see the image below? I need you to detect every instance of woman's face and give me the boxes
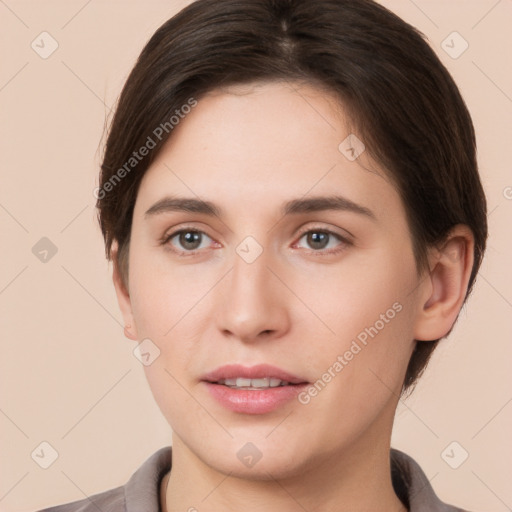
[121,81,430,478]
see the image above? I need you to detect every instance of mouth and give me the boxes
[214,377,296,390]
[202,363,309,387]
[201,364,310,414]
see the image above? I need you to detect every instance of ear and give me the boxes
[112,244,139,341]
[414,225,475,342]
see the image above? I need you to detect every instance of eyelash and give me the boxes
[160,225,352,257]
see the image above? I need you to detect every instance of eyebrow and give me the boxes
[144,195,376,221]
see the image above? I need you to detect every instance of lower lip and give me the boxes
[203,382,308,414]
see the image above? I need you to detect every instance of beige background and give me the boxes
[1,1,511,511]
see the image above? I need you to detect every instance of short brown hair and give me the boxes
[97,0,487,391]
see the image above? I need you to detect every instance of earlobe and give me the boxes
[414,225,475,342]
[123,323,137,341]
[112,246,139,341]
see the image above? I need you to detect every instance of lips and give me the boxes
[202,364,309,386]
[201,364,309,414]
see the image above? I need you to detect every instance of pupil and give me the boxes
[180,231,201,250]
[308,232,328,249]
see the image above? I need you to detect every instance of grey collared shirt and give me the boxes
[37,446,470,512]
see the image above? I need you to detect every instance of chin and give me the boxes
[206,449,310,481]
[183,430,319,482]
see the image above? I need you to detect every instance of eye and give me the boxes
[294,228,350,254]
[163,229,214,254]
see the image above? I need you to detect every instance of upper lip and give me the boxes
[202,364,309,384]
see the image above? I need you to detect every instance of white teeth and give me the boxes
[218,377,289,389]
[269,378,282,387]
[236,377,252,388]
[250,378,270,387]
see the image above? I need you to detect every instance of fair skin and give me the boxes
[112,81,474,512]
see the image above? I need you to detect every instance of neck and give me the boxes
[162,425,407,512]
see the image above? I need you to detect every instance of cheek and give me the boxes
[292,276,415,450]
[300,249,417,347]
[142,360,215,445]
[127,249,220,411]
[294,248,418,403]
[128,248,217,339]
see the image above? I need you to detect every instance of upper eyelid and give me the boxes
[292,228,351,252]
[163,223,349,239]
[295,224,352,240]
[162,227,213,245]
[161,230,213,256]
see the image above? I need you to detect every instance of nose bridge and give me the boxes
[231,246,269,301]
[216,241,289,341]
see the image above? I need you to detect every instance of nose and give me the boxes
[215,248,291,343]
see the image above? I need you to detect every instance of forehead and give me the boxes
[135,81,402,224]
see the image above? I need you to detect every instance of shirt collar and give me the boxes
[391,448,465,511]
